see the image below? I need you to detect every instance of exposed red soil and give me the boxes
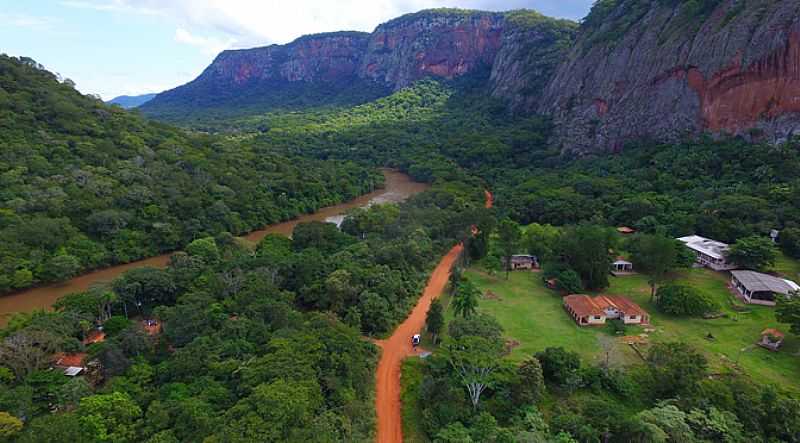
[374,189,492,443]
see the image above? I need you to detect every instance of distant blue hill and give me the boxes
[107,93,157,109]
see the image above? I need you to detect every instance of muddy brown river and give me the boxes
[0,170,428,326]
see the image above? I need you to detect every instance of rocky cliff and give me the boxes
[540,0,800,153]
[489,11,577,112]
[359,10,505,88]
[140,31,389,120]
[142,9,574,121]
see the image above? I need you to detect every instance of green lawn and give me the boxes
[604,269,800,391]
[401,358,430,443]
[464,266,800,393]
[463,269,638,367]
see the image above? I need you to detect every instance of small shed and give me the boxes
[759,328,785,351]
[509,254,538,270]
[612,259,633,273]
[64,366,84,377]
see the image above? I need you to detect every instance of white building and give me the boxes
[677,235,737,271]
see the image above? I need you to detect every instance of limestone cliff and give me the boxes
[539,0,800,153]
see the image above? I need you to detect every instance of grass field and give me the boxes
[463,265,800,393]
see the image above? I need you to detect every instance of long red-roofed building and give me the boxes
[563,294,649,326]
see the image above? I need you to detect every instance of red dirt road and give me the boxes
[374,245,463,443]
[374,190,492,443]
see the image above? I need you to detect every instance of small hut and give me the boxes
[759,328,785,351]
[612,259,634,273]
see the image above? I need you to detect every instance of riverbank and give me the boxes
[0,170,428,326]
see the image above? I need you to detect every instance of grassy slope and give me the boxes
[465,265,800,393]
[401,358,431,443]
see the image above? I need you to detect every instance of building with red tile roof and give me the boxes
[563,294,649,326]
[53,352,88,368]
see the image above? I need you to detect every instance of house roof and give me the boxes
[83,330,106,345]
[677,235,730,260]
[596,295,648,317]
[617,226,636,234]
[54,352,87,368]
[731,270,799,295]
[762,328,785,338]
[564,294,647,318]
[613,259,632,265]
[564,295,604,317]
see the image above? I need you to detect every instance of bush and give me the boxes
[606,318,626,335]
[102,316,132,336]
[656,285,718,317]
[535,347,581,386]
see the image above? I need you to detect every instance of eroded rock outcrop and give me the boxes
[142,9,575,119]
[359,10,505,88]
[489,11,577,112]
[540,0,800,153]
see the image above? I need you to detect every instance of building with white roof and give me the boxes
[730,270,800,306]
[677,235,737,271]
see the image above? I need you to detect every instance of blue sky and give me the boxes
[1,1,594,99]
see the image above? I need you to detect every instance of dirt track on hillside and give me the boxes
[374,190,492,443]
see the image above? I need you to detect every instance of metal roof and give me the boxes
[677,235,730,260]
[731,270,798,295]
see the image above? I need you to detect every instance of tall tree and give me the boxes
[631,234,680,301]
[556,225,614,291]
[497,219,521,279]
[727,235,778,271]
[425,299,444,344]
[452,279,480,319]
[445,334,504,410]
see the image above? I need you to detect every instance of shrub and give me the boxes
[102,316,132,336]
[606,318,626,335]
[535,347,581,386]
[656,285,718,317]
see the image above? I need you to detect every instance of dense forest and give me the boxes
[0,55,382,293]
[220,77,800,258]
[0,176,488,441]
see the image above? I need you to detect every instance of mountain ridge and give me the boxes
[142,3,800,152]
[107,93,156,108]
[141,9,570,122]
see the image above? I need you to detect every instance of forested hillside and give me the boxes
[222,78,800,259]
[0,55,382,293]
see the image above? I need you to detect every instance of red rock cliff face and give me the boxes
[359,12,505,88]
[540,0,800,153]
[204,32,370,86]
[690,32,800,133]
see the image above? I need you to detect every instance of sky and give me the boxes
[0,0,594,100]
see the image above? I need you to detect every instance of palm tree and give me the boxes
[452,279,480,318]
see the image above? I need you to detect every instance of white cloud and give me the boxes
[62,1,588,51]
[174,28,235,55]
[0,13,59,31]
